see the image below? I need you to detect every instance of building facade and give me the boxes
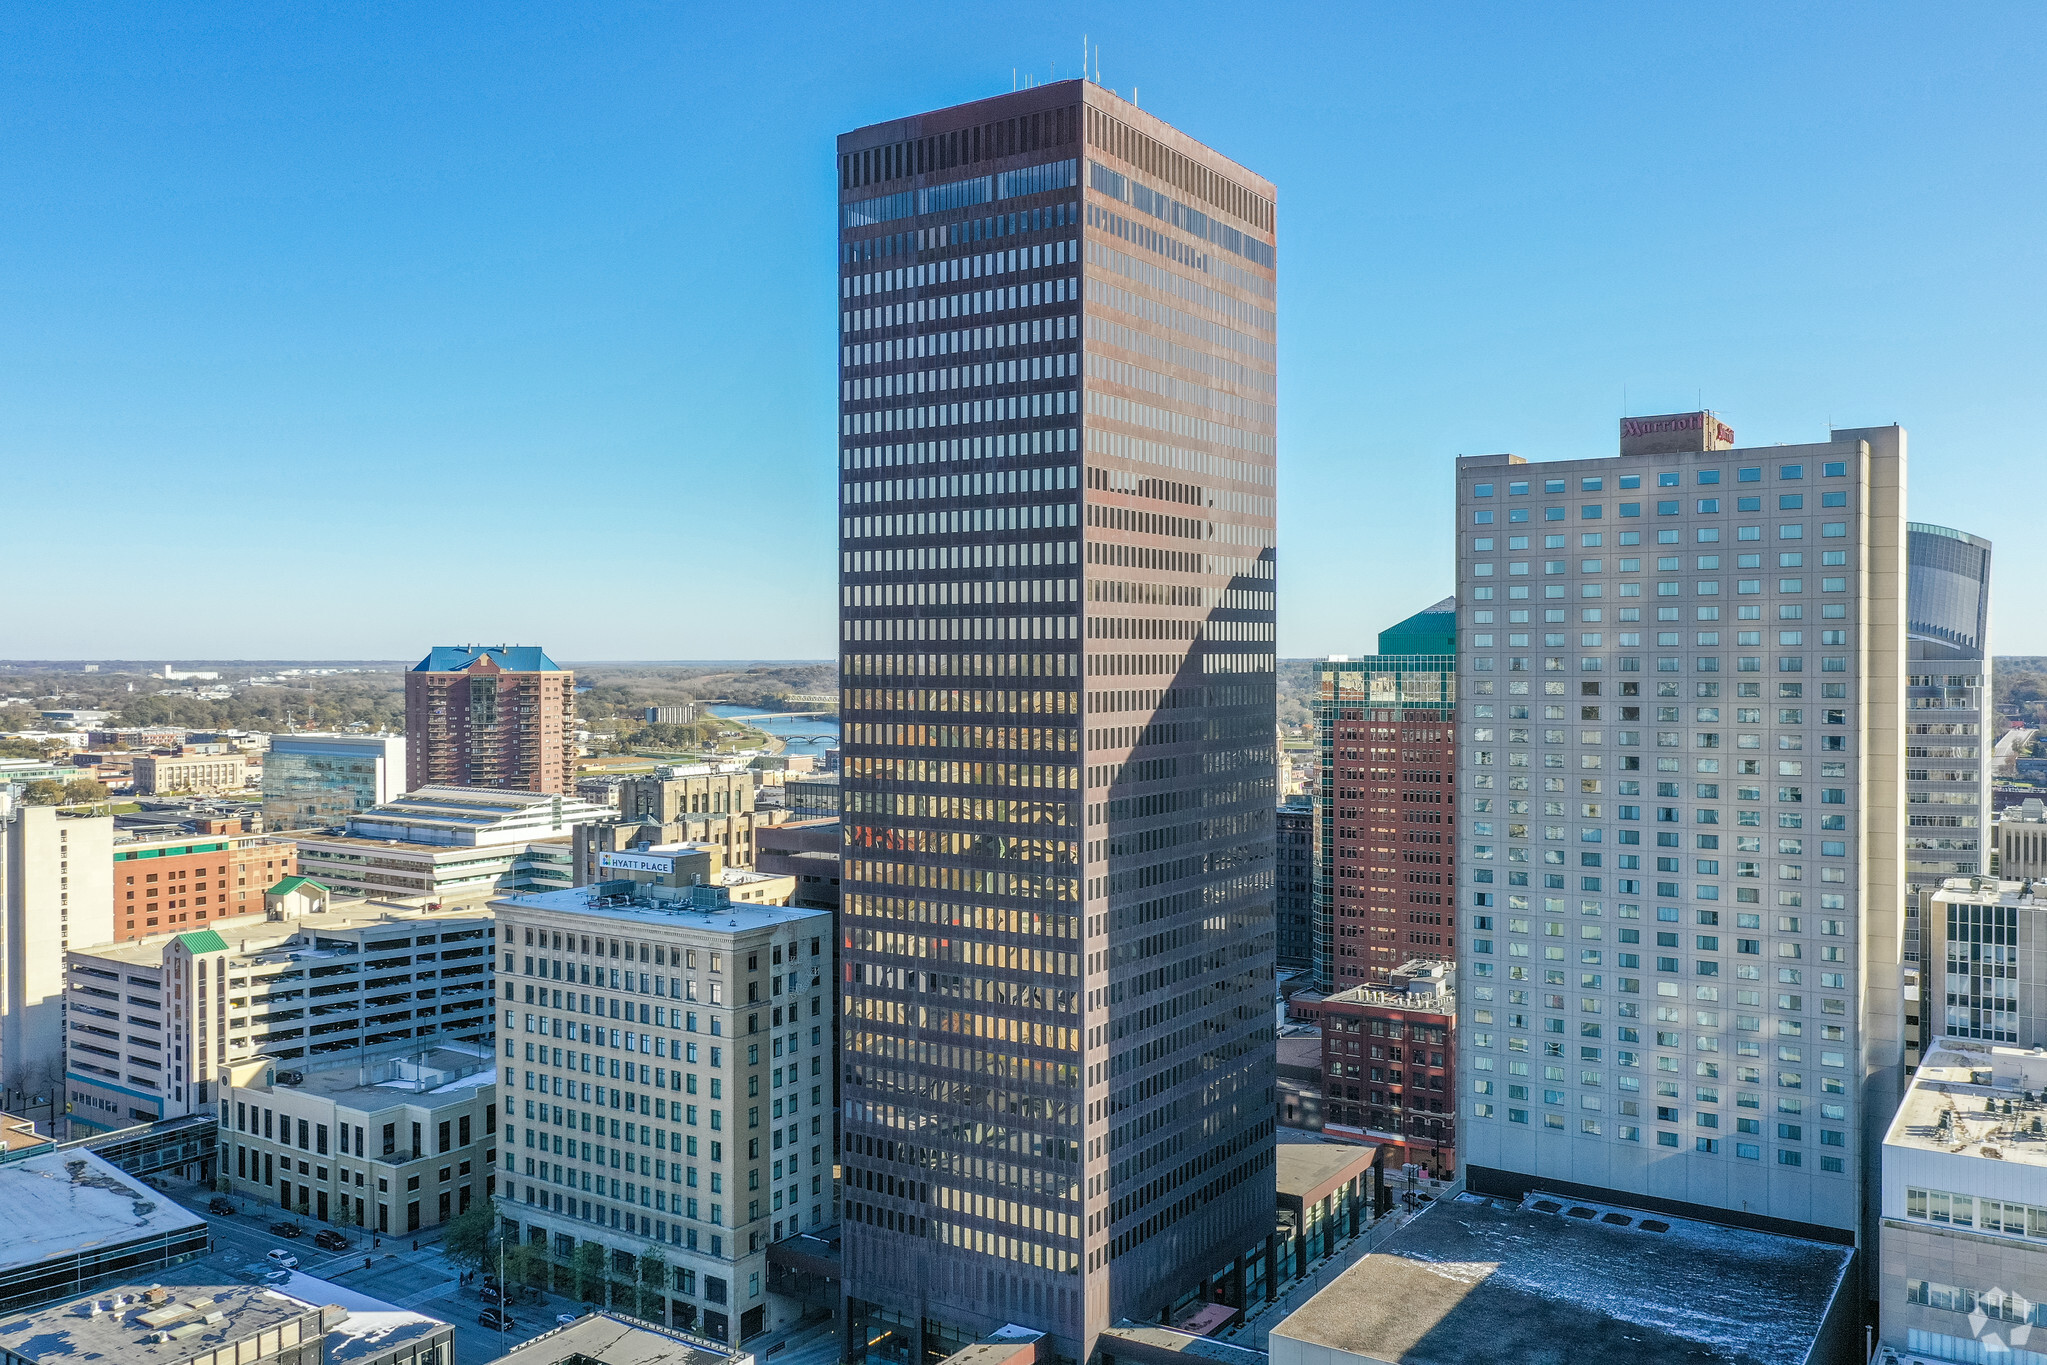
[2001,798,2047,882]
[1317,961,1456,1174]
[491,884,834,1346]
[1275,795,1314,972]
[1880,1038,2047,1365]
[261,733,407,832]
[1,806,112,1102]
[1904,524,1993,946]
[219,1041,496,1234]
[132,753,254,796]
[836,81,1277,1363]
[111,826,296,939]
[404,646,576,794]
[1314,603,1458,992]
[64,900,496,1131]
[1454,415,1907,1251]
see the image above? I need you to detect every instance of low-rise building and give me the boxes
[492,881,835,1346]
[486,1311,751,1365]
[0,1147,208,1313]
[754,820,839,911]
[132,753,256,796]
[1268,1191,1857,1365]
[218,1040,496,1234]
[290,832,574,904]
[348,786,617,846]
[1318,960,1455,1175]
[1881,1039,2047,1365]
[111,825,297,939]
[64,897,496,1131]
[644,705,702,726]
[0,1268,452,1365]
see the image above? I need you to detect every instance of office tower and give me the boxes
[1454,414,1906,1253]
[1314,602,1458,992]
[835,82,1277,1363]
[261,733,407,831]
[2000,798,2047,880]
[1275,795,1315,970]
[1,805,112,1102]
[492,884,834,1346]
[1902,524,1993,958]
[404,646,575,794]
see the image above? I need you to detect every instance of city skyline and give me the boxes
[6,5,2045,658]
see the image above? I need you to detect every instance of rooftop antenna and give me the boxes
[1082,33,1087,82]
[1095,45,1100,84]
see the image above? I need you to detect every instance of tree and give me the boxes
[20,780,64,806]
[61,779,107,806]
[505,1240,550,1294]
[442,1198,496,1269]
[333,1197,358,1231]
[574,1240,607,1302]
[636,1250,669,1319]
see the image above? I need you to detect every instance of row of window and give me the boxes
[1474,506,1854,532]
[1474,461,1848,495]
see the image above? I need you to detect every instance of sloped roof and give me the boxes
[267,875,329,897]
[412,645,563,673]
[176,929,229,953]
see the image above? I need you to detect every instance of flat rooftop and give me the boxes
[1886,1038,2047,1167]
[1928,876,2046,906]
[0,1149,207,1277]
[1275,1140,1376,1201]
[245,1043,495,1105]
[494,884,829,933]
[1268,1191,1850,1365]
[485,1309,747,1365]
[0,1265,445,1365]
[76,901,492,966]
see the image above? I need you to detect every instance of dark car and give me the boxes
[313,1230,350,1251]
[478,1308,517,1331]
[268,1222,303,1238]
[208,1198,236,1216]
[480,1285,509,1305]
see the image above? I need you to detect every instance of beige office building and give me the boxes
[1454,416,1906,1254]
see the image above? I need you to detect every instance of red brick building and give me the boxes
[1317,605,1457,992]
[1318,960,1456,1174]
[111,821,296,939]
[403,645,575,794]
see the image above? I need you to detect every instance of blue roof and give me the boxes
[413,645,563,673]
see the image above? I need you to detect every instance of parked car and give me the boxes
[478,1309,517,1331]
[480,1285,509,1305]
[266,1250,299,1270]
[208,1198,236,1216]
[313,1230,350,1252]
[269,1222,303,1238]
[556,1314,579,1326]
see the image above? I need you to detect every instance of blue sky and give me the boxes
[4,3,2042,660]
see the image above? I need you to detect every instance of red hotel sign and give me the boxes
[1622,412,1735,446]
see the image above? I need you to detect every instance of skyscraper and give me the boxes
[1314,600,1458,992]
[1453,415,1906,1253]
[1903,523,1992,924]
[403,646,575,795]
[835,82,1277,1364]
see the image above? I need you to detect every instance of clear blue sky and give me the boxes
[5,3,2042,660]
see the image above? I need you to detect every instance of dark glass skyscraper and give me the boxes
[835,81,1277,1365]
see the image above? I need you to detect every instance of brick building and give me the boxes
[403,645,575,794]
[1316,602,1458,991]
[111,822,297,938]
[1318,959,1456,1174]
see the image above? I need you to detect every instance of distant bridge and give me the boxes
[719,711,839,721]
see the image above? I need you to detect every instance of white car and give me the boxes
[266,1249,299,1269]
[557,1314,579,1326]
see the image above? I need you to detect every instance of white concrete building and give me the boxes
[64,897,496,1132]
[348,786,617,847]
[491,881,834,1347]
[1454,415,1906,1248]
[1,805,112,1100]
[1880,1039,2047,1365]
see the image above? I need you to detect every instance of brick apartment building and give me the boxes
[1319,959,1456,1174]
[403,645,575,794]
[1317,602,1458,991]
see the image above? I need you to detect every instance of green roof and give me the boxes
[268,875,329,897]
[177,929,229,954]
[1377,597,1458,656]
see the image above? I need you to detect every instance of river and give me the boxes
[706,704,840,761]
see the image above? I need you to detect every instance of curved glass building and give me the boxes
[1905,523,1993,925]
